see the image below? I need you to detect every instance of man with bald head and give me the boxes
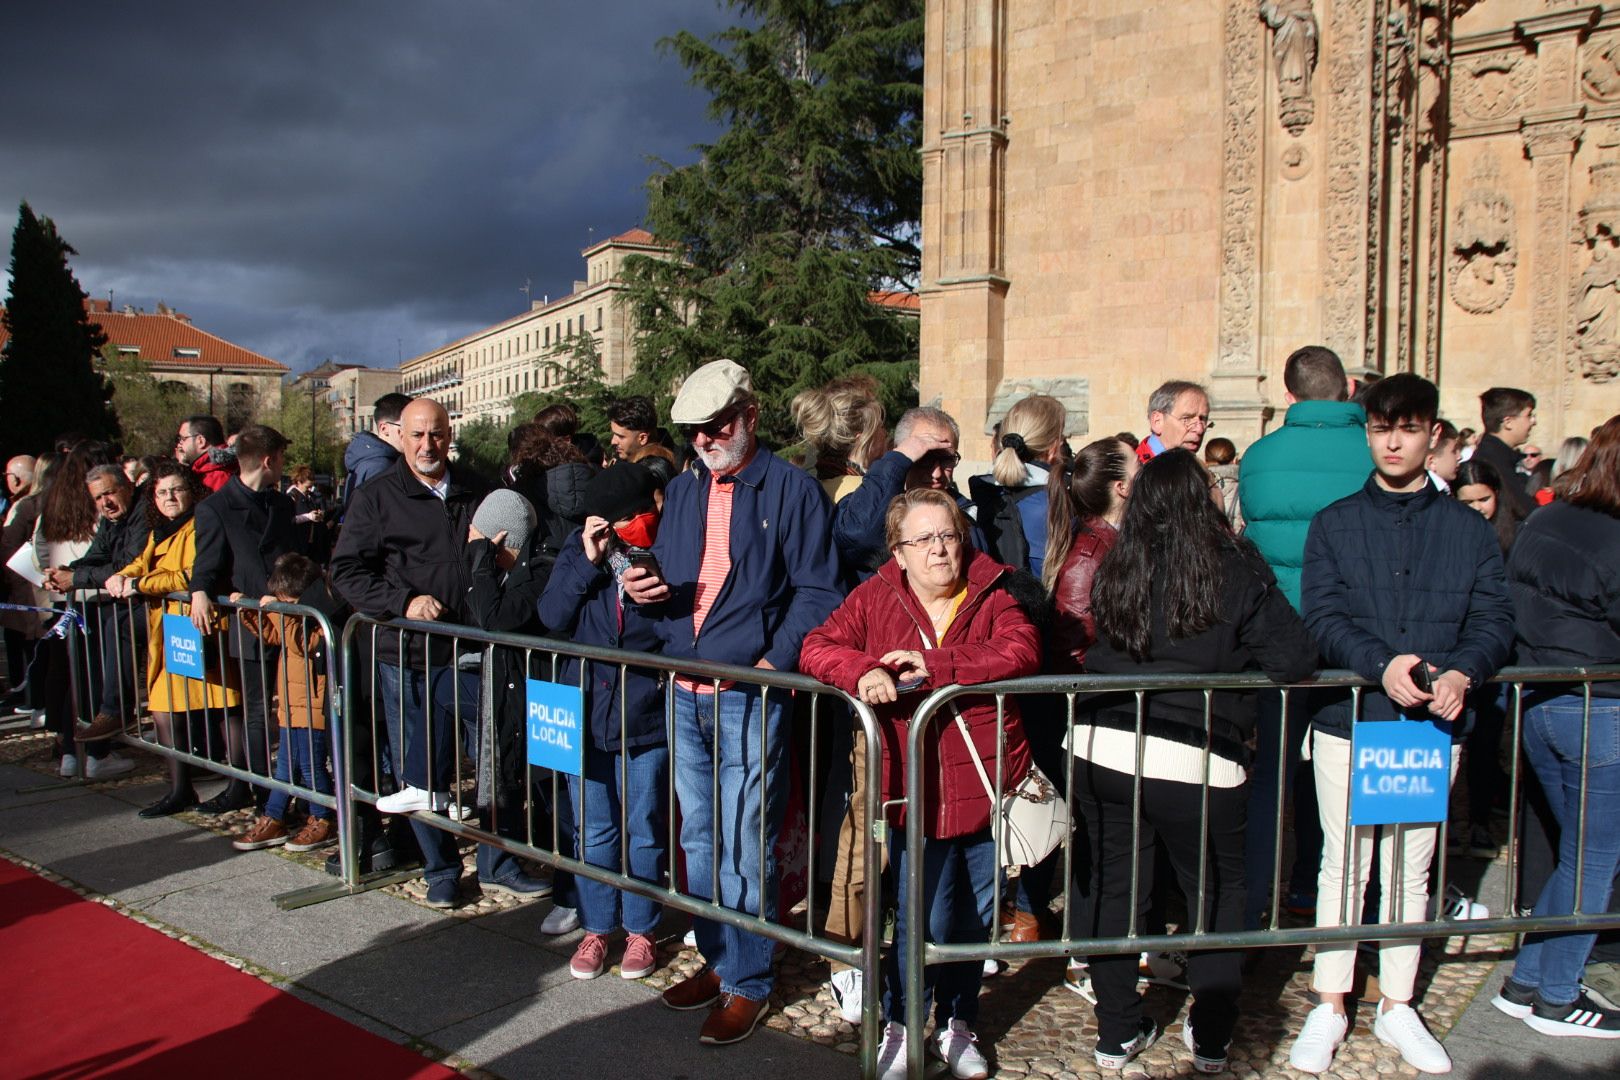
[332,398,548,907]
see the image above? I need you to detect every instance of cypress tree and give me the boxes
[0,203,118,455]
[621,0,922,446]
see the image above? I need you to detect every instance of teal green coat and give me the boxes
[1238,401,1370,609]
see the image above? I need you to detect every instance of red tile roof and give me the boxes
[581,226,665,256]
[0,299,288,373]
[868,290,921,312]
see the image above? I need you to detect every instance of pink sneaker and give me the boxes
[620,932,658,980]
[570,933,608,980]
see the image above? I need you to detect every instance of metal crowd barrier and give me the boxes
[336,613,888,1078]
[58,590,349,898]
[899,665,1620,1076]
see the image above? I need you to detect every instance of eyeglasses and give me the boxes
[897,530,964,550]
[678,406,742,441]
[1174,413,1212,430]
[917,451,961,469]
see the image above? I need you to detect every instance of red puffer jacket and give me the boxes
[800,548,1039,839]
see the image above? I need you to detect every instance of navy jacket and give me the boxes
[537,534,666,752]
[648,445,842,673]
[831,449,984,581]
[1506,500,1620,698]
[1301,475,1515,738]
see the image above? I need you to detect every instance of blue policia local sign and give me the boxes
[1349,719,1452,826]
[162,613,206,680]
[525,678,585,777]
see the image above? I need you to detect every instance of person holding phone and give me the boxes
[800,487,1042,1080]
[538,463,670,983]
[1290,374,1514,1075]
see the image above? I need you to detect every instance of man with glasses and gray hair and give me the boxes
[1137,380,1212,463]
[622,358,842,1047]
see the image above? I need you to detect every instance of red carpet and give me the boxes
[0,858,462,1080]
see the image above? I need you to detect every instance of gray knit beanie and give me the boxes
[471,489,537,553]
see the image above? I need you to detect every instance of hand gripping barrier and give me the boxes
[899,666,1620,1077]
[50,591,351,900]
[338,613,890,1078]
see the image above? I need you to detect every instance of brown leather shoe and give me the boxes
[1005,909,1044,943]
[698,993,771,1045]
[661,968,722,1011]
[74,712,124,742]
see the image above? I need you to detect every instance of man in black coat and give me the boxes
[330,398,547,908]
[57,465,150,769]
[188,424,299,812]
[1472,386,1537,518]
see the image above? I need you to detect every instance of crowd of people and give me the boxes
[1,347,1618,1079]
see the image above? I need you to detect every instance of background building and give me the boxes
[399,228,664,434]
[326,364,403,438]
[920,0,1620,455]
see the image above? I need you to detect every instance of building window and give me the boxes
[116,345,139,356]
[596,307,603,331]
[174,347,201,359]
[544,327,550,347]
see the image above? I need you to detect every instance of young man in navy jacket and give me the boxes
[1289,374,1514,1075]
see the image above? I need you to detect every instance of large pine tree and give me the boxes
[0,203,119,456]
[621,0,922,446]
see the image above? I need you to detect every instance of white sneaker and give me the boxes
[876,1021,908,1080]
[981,958,1000,978]
[682,927,697,948]
[829,966,864,1025]
[1139,950,1189,989]
[1288,1003,1348,1074]
[59,753,78,777]
[932,1018,989,1080]
[1062,958,1098,1003]
[1432,884,1489,920]
[1373,1000,1452,1073]
[30,709,47,729]
[375,785,450,815]
[85,752,135,780]
[540,904,580,935]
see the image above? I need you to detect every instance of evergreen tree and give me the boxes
[621,0,922,446]
[531,331,615,439]
[0,203,118,454]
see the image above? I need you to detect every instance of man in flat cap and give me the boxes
[624,358,842,1045]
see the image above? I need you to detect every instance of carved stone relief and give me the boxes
[1449,154,1517,314]
[1218,0,1265,372]
[1456,52,1535,122]
[1259,1,1319,136]
[1323,0,1374,363]
[1582,38,1620,103]
[1574,130,1620,382]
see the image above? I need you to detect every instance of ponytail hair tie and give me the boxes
[1000,432,1032,461]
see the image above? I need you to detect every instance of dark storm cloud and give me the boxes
[0,0,729,369]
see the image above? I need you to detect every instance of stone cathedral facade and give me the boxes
[919,0,1620,453]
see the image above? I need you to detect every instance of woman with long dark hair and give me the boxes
[1492,415,1620,1036]
[1453,458,1523,557]
[1046,437,1138,667]
[1076,449,1316,1071]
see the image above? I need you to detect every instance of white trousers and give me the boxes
[1309,729,1461,1000]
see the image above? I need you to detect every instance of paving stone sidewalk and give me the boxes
[3,732,1618,1077]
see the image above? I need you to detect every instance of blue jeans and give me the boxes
[265,726,331,822]
[672,684,788,1002]
[885,829,996,1027]
[565,742,669,935]
[1511,695,1620,1005]
[376,662,520,888]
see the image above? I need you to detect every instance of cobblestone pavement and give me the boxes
[3,730,1510,1077]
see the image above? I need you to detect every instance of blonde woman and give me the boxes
[790,374,889,504]
[968,393,1069,580]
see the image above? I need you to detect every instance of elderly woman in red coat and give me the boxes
[800,487,1041,1080]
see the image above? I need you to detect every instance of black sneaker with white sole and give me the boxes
[1491,977,1537,1020]
[1096,1018,1159,1070]
[1525,991,1620,1038]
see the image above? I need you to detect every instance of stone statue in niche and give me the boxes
[1260,1,1319,136]
[1576,130,1620,382]
[1449,155,1516,315]
[1583,38,1620,103]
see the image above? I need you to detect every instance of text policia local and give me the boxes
[1357,744,1446,796]
[527,701,579,750]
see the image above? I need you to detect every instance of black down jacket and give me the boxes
[1506,499,1620,698]
[1301,475,1515,739]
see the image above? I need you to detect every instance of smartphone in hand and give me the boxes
[628,551,664,582]
[1411,660,1434,695]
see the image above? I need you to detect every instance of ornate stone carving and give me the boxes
[1582,38,1620,102]
[1448,154,1516,314]
[1259,1,1319,136]
[1218,0,1265,373]
[1323,0,1375,363]
[1456,51,1534,122]
[1574,130,1620,381]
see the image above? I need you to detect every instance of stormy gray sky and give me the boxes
[0,1,729,372]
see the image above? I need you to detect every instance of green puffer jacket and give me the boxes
[1238,400,1370,608]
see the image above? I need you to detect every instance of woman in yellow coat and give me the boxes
[105,461,239,818]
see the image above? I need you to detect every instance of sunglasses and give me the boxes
[678,406,742,441]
